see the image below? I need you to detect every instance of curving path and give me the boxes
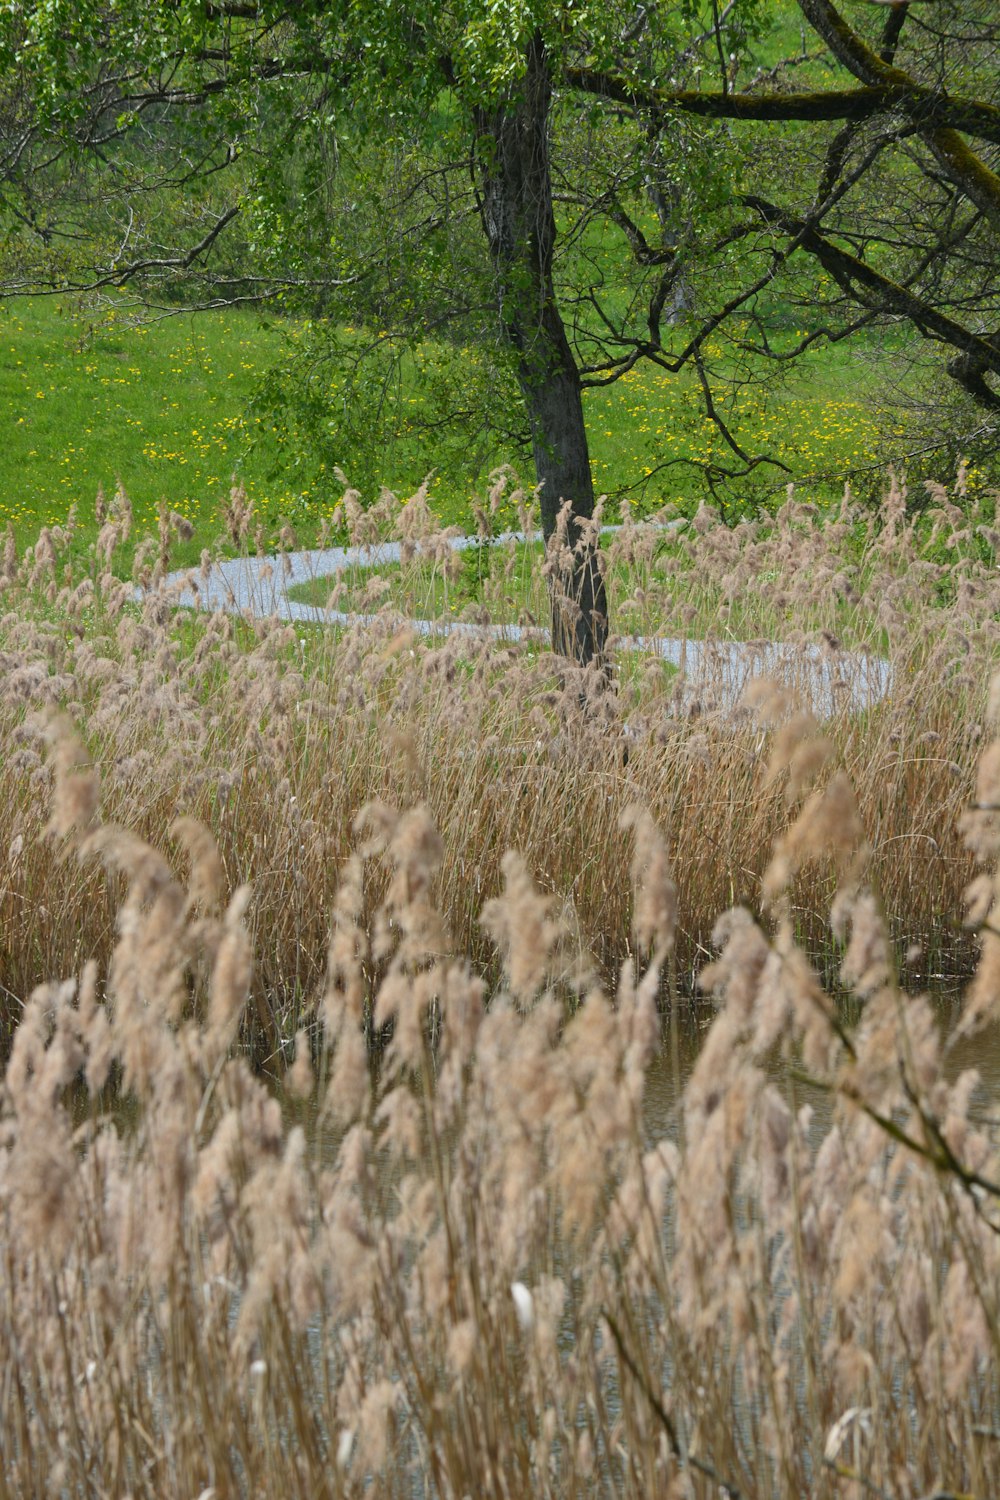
[158,527,891,716]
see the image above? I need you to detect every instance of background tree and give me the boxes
[3,0,1000,661]
[610,0,1000,479]
[0,0,768,663]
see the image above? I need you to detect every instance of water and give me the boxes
[641,994,1000,1140]
[272,989,1000,1168]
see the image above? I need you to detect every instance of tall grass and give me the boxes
[0,469,998,1494]
[0,469,993,1038]
[1,656,999,1494]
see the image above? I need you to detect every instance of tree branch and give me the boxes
[743,194,1000,396]
[796,0,1000,232]
[563,68,1000,148]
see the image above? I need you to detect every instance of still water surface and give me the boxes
[280,994,1000,1162]
[643,997,1000,1139]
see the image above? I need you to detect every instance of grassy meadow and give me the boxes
[2,299,1000,1495]
[0,295,922,566]
[0,296,286,565]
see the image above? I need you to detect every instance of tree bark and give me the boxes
[472,31,608,666]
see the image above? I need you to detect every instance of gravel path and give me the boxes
[159,528,891,715]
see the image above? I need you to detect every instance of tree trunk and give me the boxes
[472,31,608,666]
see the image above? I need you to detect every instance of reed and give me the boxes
[1,471,993,1041]
[0,663,998,1495]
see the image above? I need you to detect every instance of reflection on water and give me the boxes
[643,1005,712,1135]
[257,991,1000,1188]
[642,995,1000,1141]
[82,992,1000,1156]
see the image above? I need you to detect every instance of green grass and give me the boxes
[288,538,546,619]
[0,294,981,570]
[584,336,893,511]
[0,295,291,567]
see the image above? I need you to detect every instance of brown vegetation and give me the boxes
[0,473,994,1038]
[0,473,999,1493]
[0,651,999,1494]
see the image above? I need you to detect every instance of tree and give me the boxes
[577,0,1000,464]
[0,0,767,664]
[3,1,999,664]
